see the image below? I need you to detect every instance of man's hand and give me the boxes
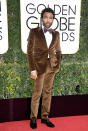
[30,70,37,80]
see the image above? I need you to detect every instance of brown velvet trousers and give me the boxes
[30,58,56,119]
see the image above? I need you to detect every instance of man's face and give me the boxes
[41,12,54,29]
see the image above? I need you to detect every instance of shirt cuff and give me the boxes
[31,70,37,73]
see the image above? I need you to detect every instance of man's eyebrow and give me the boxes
[44,16,53,18]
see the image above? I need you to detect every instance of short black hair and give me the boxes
[41,8,55,19]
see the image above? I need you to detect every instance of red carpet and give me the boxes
[0,115,88,131]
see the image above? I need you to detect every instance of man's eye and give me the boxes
[44,16,47,18]
[50,17,53,19]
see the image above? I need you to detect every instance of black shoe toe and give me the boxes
[41,119,55,128]
[30,119,37,129]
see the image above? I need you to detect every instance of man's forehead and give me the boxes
[43,12,53,16]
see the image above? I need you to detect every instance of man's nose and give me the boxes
[47,17,50,22]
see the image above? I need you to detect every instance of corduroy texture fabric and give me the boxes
[27,26,61,75]
[30,59,56,119]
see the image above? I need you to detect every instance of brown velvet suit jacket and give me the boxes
[27,26,61,74]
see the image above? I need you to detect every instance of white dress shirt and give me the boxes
[42,25,52,55]
[31,25,52,73]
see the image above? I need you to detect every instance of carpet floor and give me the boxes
[0,115,88,131]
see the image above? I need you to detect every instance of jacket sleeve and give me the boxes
[56,31,62,64]
[27,29,36,72]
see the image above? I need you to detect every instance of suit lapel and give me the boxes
[38,26,48,49]
[49,31,56,49]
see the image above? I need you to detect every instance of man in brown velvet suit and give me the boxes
[27,8,61,129]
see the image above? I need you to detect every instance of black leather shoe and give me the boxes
[41,119,55,128]
[30,119,37,129]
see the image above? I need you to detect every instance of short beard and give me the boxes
[43,23,52,29]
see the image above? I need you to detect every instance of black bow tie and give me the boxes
[44,27,52,33]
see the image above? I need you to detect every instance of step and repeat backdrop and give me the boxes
[20,0,81,54]
[0,0,88,99]
[0,0,8,54]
